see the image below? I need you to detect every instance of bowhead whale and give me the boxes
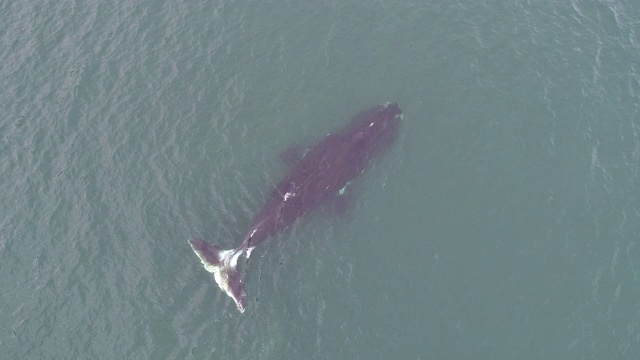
[189,103,402,312]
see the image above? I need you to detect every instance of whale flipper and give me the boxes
[280,145,308,167]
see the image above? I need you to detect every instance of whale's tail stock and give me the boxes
[188,238,247,313]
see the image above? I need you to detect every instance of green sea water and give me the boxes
[3,0,640,358]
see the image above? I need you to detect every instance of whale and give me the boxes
[189,103,402,312]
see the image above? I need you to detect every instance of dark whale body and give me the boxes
[189,103,402,312]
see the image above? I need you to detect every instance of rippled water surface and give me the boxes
[3,0,640,358]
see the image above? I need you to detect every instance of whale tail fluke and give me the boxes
[188,238,247,313]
